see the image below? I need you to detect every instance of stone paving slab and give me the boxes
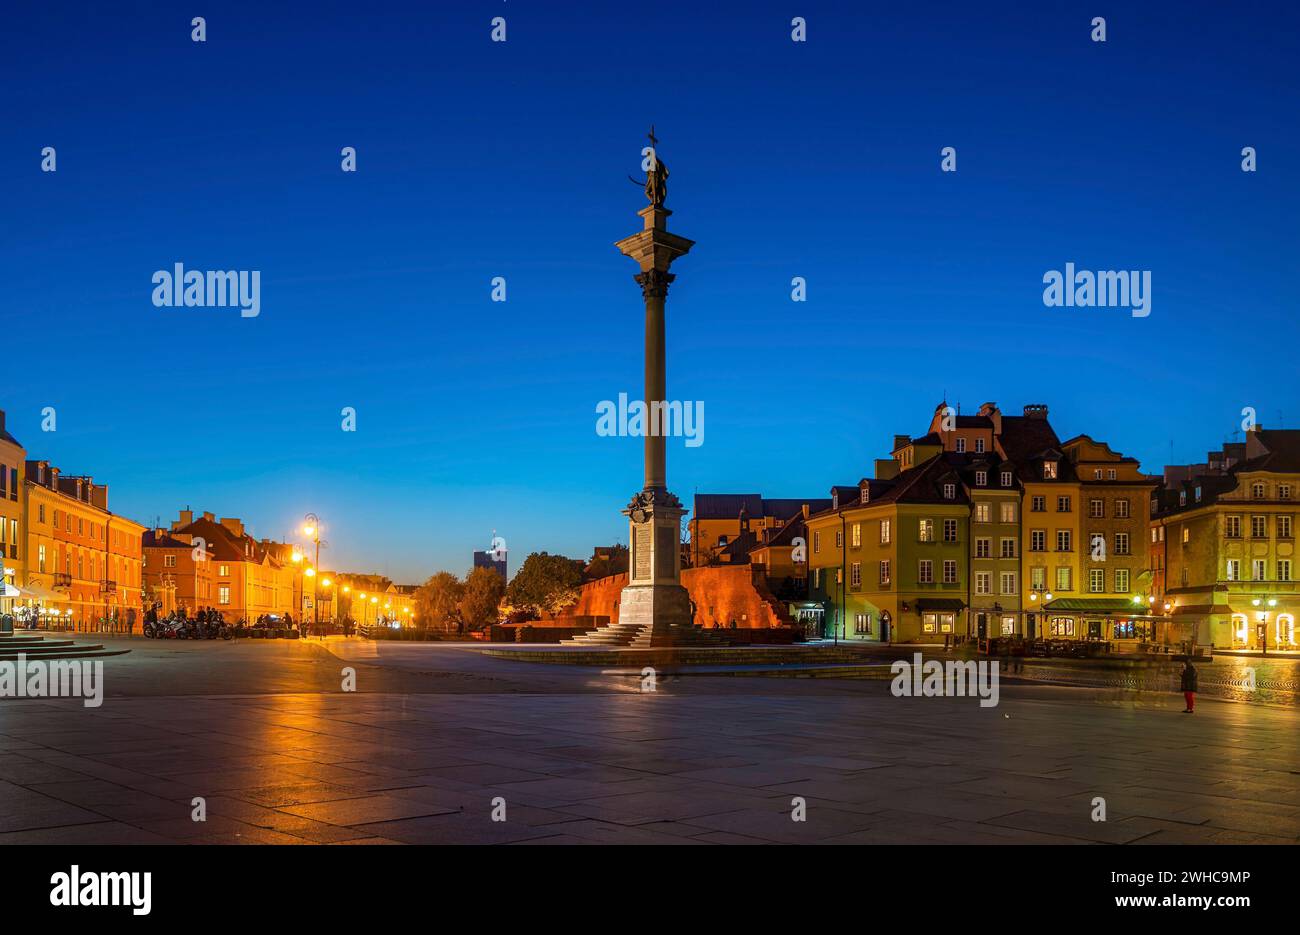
[1,638,1298,844]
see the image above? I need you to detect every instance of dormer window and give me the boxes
[1194,486,1202,502]
[860,487,869,504]
[976,471,987,487]
[1043,461,1058,480]
[955,438,966,453]
[943,483,956,499]
[1000,470,1012,487]
[1252,483,1266,499]
[975,439,985,453]
[832,491,838,509]
[1179,491,1187,506]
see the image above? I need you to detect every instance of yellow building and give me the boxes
[0,410,24,623]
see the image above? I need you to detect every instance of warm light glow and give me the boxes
[1030,593,1038,602]
[384,602,391,609]
[1252,598,1262,606]
[1044,592,1053,601]
[342,586,350,594]
[1268,598,1278,607]
[1132,595,1143,605]
[292,551,303,563]
[370,597,378,604]
[303,525,316,538]
[305,567,316,578]
[359,592,366,599]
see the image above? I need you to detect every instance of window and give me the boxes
[813,568,821,588]
[1031,566,1047,589]
[879,560,891,585]
[218,564,229,576]
[918,520,934,543]
[850,562,861,587]
[1253,483,1266,499]
[1057,496,1071,513]
[1281,485,1292,500]
[1001,615,1016,636]
[1226,515,1242,538]
[922,612,955,634]
[1056,530,1072,552]
[976,572,991,594]
[943,483,956,500]
[1000,537,1017,559]
[1179,491,1186,506]
[1251,515,1267,538]
[975,439,985,453]
[1050,617,1075,637]
[976,471,987,487]
[38,544,46,573]
[942,560,958,584]
[1000,572,1017,595]
[943,519,958,542]
[1280,560,1293,583]
[813,531,820,554]
[1056,567,1072,591]
[1253,559,1266,581]
[919,560,933,584]
[879,520,891,545]
[38,504,45,523]
[1093,469,1103,480]
[1182,527,1190,543]
[1280,515,1293,538]
[1031,530,1046,552]
[1043,461,1058,479]
[1001,471,1012,487]
[164,554,177,568]
[1089,499,1104,519]
[853,613,872,635]
[1089,569,1105,593]
[851,523,861,548]
[1000,501,1016,523]
[955,438,966,453]
[218,586,231,605]
[1115,532,1130,555]
[1107,469,1117,481]
[976,538,991,558]
[1115,568,1130,592]
[860,487,869,504]
[1226,559,1240,582]
[1115,499,1130,519]
[835,530,842,549]
[1031,496,1046,512]
[975,502,991,523]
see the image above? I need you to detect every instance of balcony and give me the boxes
[100,579,116,594]
[53,572,72,589]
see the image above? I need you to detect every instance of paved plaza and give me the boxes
[1,637,1298,844]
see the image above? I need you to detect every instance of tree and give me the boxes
[584,544,629,581]
[415,572,464,633]
[458,566,506,632]
[507,551,584,616]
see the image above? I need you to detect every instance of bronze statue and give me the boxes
[629,124,669,208]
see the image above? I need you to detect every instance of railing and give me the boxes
[100,579,116,594]
[53,572,72,588]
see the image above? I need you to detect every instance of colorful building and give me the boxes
[1154,426,1300,650]
[166,510,303,621]
[0,410,24,623]
[142,528,216,615]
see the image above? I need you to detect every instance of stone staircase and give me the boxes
[0,633,130,661]
[562,621,734,649]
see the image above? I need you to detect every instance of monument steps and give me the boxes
[0,635,130,661]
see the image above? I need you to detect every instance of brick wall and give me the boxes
[563,565,792,629]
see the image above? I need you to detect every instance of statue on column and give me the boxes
[629,124,669,208]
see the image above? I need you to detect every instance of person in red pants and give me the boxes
[1180,659,1198,713]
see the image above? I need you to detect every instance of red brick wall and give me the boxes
[564,565,792,629]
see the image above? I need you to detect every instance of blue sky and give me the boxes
[3,1,1297,581]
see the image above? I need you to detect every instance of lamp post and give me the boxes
[1027,587,1053,639]
[1251,595,1277,655]
[302,514,322,634]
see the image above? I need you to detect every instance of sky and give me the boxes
[3,1,1298,582]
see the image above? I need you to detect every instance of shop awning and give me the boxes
[0,583,20,598]
[14,581,63,602]
[1171,604,1233,616]
[915,598,966,611]
[1044,598,1149,614]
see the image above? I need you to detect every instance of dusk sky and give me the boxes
[5,0,1297,582]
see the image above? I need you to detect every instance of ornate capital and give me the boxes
[634,268,675,299]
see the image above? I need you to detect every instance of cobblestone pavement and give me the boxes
[1,637,1297,844]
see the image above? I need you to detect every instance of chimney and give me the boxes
[203,511,216,523]
[892,434,910,451]
[875,458,900,480]
[978,402,1002,435]
[176,509,194,528]
[220,517,244,538]
[0,409,5,433]
[1023,404,1049,420]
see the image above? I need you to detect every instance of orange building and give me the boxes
[166,510,303,621]
[23,460,145,625]
[142,528,215,615]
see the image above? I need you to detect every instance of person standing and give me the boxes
[1180,658,1198,713]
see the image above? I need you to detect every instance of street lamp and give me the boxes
[302,513,322,633]
[1027,587,1053,639]
[1251,596,1278,654]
